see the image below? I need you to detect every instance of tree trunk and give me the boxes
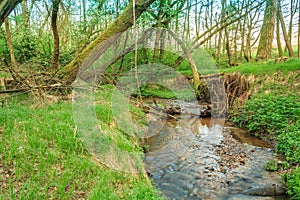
[256,0,278,60]
[82,0,87,31]
[4,18,18,78]
[288,0,294,47]
[217,0,226,59]
[59,0,155,85]
[51,0,60,72]
[21,0,29,27]
[276,6,283,57]
[153,0,163,61]
[278,1,294,57]
[167,30,201,92]
[298,0,300,58]
[0,0,22,25]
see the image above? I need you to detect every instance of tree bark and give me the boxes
[21,0,29,27]
[167,30,201,91]
[51,0,60,72]
[153,0,163,61]
[278,1,294,57]
[59,0,156,85]
[4,18,18,78]
[276,5,283,57]
[0,0,22,25]
[298,0,300,58]
[256,0,278,60]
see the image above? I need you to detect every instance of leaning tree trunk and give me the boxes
[256,0,278,60]
[59,0,156,85]
[0,0,22,25]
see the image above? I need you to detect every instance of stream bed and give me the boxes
[144,100,287,200]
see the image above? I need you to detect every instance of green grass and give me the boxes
[221,58,300,76]
[0,93,162,199]
[138,84,196,100]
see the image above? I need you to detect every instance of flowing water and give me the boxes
[144,101,287,200]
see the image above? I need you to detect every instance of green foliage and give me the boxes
[231,94,300,139]
[282,167,300,199]
[277,122,300,163]
[139,84,196,101]
[264,160,290,171]
[264,159,279,171]
[13,33,38,62]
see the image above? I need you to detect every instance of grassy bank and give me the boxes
[227,59,300,199]
[221,58,300,75]
[0,89,162,199]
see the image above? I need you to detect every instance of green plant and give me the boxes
[279,161,290,171]
[282,167,300,199]
[264,159,278,171]
[276,122,300,163]
[231,94,300,140]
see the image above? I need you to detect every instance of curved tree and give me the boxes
[60,0,156,85]
[0,0,22,25]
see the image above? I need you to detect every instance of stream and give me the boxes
[144,100,288,200]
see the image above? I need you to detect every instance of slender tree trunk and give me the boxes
[225,26,232,65]
[217,0,226,59]
[298,0,300,58]
[278,1,294,57]
[51,0,60,71]
[4,18,18,76]
[276,6,283,57]
[82,0,87,31]
[195,0,199,37]
[153,0,163,61]
[288,0,294,46]
[256,0,278,60]
[21,0,29,27]
[217,27,223,59]
[234,21,240,61]
[167,30,201,92]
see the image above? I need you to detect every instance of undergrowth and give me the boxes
[0,88,162,199]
